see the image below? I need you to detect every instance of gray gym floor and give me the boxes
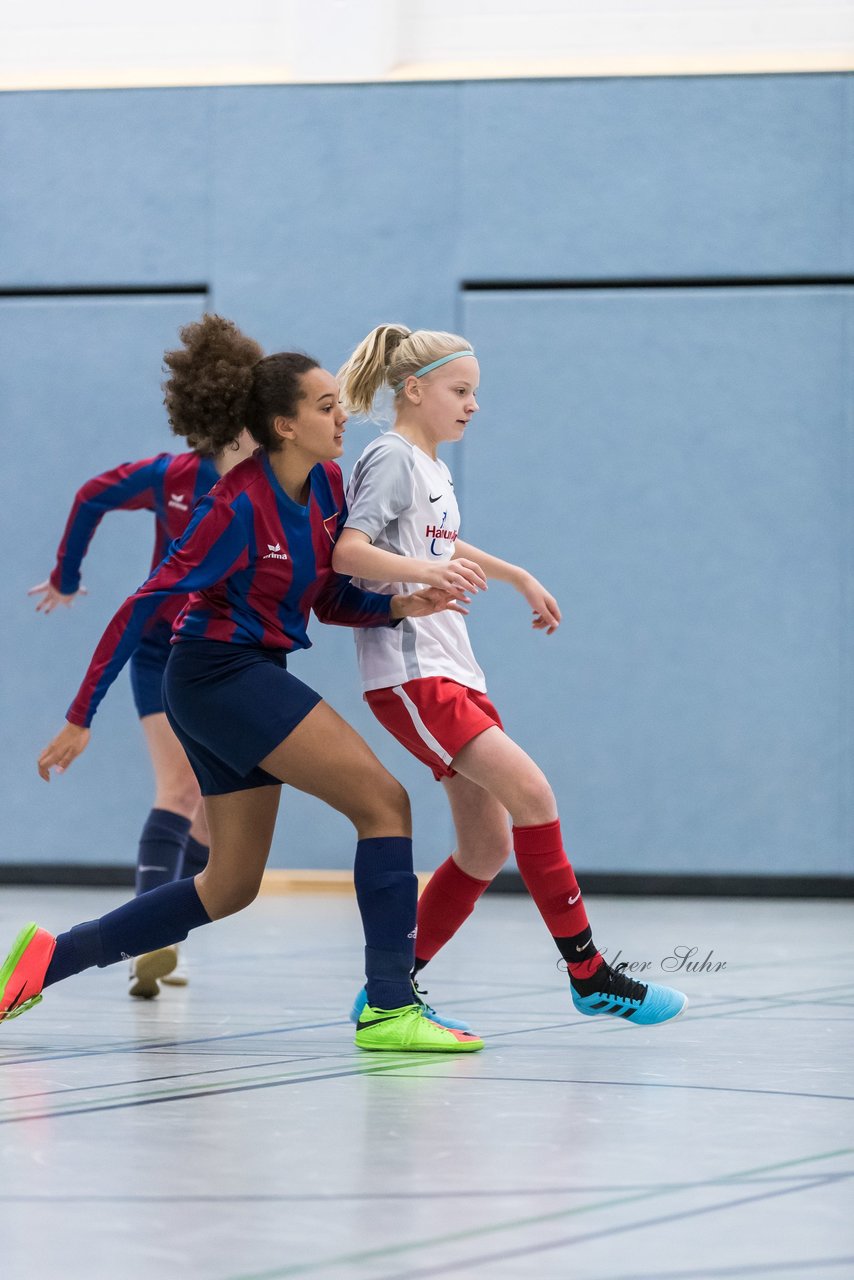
[0,886,852,1280]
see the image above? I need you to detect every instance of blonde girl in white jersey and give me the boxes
[335,324,687,1029]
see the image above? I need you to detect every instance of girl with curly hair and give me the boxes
[28,321,258,999]
[1,316,483,1054]
[334,323,687,1028]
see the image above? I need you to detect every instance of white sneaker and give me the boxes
[128,946,178,999]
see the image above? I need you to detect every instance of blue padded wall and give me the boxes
[1,73,851,875]
[458,76,854,280]
[0,90,212,285]
[1,296,206,863]
[460,285,854,874]
[208,84,463,364]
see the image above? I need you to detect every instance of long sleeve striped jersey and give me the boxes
[49,450,219,632]
[67,452,396,727]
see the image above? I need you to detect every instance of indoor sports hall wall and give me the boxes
[2,73,852,880]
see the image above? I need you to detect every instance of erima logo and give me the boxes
[264,543,288,561]
[168,493,189,511]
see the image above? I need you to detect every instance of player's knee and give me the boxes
[378,776,411,827]
[198,873,261,919]
[357,773,411,834]
[457,840,510,880]
[516,774,557,824]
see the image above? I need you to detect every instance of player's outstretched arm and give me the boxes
[453,538,561,635]
[40,457,162,605]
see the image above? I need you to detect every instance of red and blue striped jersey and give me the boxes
[67,453,396,727]
[50,450,219,632]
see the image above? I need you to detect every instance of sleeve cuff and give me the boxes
[342,518,379,543]
[50,567,80,594]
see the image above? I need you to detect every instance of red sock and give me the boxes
[414,856,491,967]
[512,819,603,980]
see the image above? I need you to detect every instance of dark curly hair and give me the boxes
[163,314,319,454]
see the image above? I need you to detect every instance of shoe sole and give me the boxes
[129,948,178,1000]
[355,1023,484,1053]
[0,993,43,1023]
[356,1037,484,1053]
[161,972,189,987]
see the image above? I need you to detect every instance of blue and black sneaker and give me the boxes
[350,979,473,1033]
[571,963,687,1026]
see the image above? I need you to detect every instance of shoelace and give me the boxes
[601,965,647,1004]
[412,979,438,1016]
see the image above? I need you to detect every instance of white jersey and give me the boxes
[344,432,487,694]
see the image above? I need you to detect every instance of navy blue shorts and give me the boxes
[129,625,171,718]
[162,638,323,796]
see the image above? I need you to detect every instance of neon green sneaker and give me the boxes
[0,923,56,1024]
[355,1002,484,1053]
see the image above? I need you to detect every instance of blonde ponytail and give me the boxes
[338,324,474,416]
[337,324,411,416]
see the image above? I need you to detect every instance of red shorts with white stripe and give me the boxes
[364,677,504,780]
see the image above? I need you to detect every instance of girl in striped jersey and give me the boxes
[29,422,256,999]
[334,325,687,1028]
[1,316,483,1054]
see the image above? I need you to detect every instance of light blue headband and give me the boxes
[393,349,474,393]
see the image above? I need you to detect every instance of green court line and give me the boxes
[226,1148,853,1280]
[0,1052,327,1106]
[0,1054,439,1124]
[6,1050,850,1123]
[386,1071,854,1105]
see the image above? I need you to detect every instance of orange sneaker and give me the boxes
[0,923,56,1024]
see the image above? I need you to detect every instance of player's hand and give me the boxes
[28,581,87,614]
[38,722,91,781]
[423,558,486,595]
[390,587,471,620]
[519,575,561,635]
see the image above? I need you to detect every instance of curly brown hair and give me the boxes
[163,315,263,455]
[162,315,320,454]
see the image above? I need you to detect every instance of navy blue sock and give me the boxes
[354,836,418,1010]
[44,878,212,987]
[135,808,191,896]
[180,834,210,879]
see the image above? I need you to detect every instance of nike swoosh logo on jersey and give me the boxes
[429,493,443,503]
